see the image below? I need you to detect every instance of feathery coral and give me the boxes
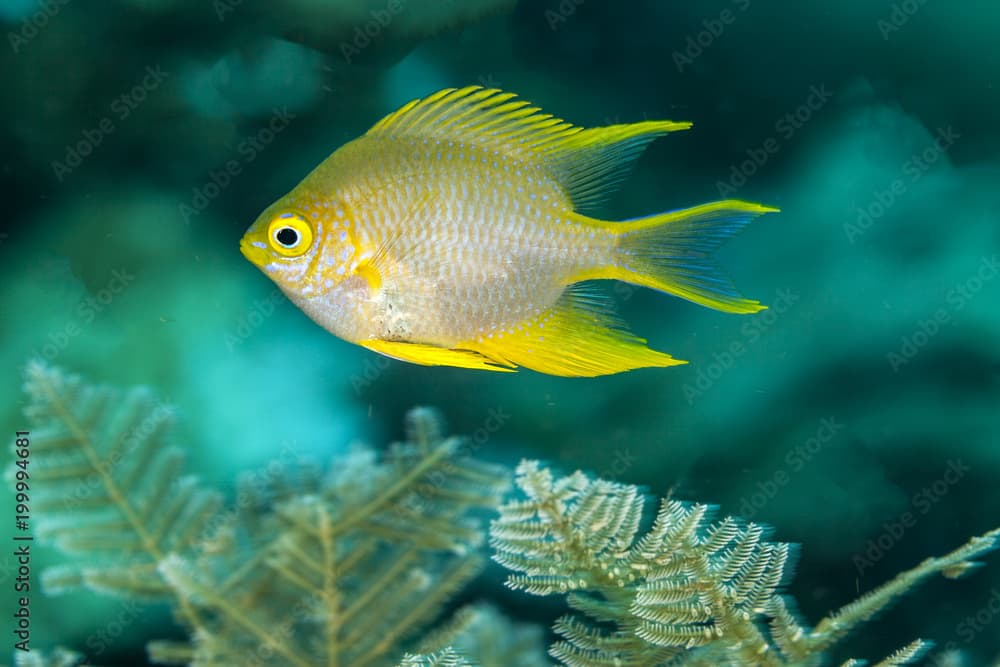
[12,363,510,667]
[18,359,221,608]
[10,363,999,667]
[490,460,999,666]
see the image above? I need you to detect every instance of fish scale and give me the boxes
[240,86,777,376]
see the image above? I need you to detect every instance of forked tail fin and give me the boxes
[611,200,777,314]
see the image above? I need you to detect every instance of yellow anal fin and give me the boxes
[360,339,517,372]
[464,287,687,377]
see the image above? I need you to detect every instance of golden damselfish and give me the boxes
[240,86,777,377]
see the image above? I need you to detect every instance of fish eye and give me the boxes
[267,213,314,257]
[275,227,299,247]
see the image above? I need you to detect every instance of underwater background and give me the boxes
[1,0,999,664]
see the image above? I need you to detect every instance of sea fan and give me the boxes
[12,362,513,667]
[12,363,1000,667]
[150,408,510,667]
[396,649,473,667]
[491,460,1000,666]
[17,359,221,602]
[12,648,94,667]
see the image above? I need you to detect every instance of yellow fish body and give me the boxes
[240,86,777,377]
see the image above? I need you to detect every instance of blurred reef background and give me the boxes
[1,0,998,664]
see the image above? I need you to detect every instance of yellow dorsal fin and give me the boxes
[366,86,692,212]
[366,86,579,153]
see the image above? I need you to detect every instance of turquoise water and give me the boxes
[2,1,999,665]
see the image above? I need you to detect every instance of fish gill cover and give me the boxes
[1,0,999,665]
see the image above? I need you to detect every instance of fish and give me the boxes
[240,86,777,377]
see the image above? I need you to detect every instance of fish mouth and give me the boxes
[239,237,270,268]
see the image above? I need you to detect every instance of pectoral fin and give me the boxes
[360,339,517,372]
